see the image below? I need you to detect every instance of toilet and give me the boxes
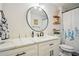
[59,44,74,56]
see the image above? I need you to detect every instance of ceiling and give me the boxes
[50,3,79,12]
[2,3,79,13]
[40,3,79,13]
[60,3,79,12]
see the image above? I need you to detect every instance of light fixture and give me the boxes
[39,8,42,11]
[34,6,37,9]
[33,3,45,9]
[41,5,45,9]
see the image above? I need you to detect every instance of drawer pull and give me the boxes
[49,43,54,46]
[16,52,26,56]
[50,50,53,56]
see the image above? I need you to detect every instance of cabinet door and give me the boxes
[38,39,60,56]
[38,41,50,56]
[0,44,38,56]
[49,39,60,56]
[0,47,23,56]
[19,45,38,56]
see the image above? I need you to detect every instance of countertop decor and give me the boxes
[0,10,9,40]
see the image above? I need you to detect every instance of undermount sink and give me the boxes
[0,41,5,44]
[0,40,11,45]
[32,35,58,43]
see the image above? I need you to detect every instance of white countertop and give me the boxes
[0,35,59,52]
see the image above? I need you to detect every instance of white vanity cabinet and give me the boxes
[38,39,60,56]
[0,36,60,56]
[0,44,38,56]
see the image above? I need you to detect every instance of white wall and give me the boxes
[2,3,60,39]
[0,3,2,10]
[0,3,2,20]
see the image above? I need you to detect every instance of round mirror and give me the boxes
[26,6,49,32]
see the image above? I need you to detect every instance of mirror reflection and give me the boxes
[26,6,49,32]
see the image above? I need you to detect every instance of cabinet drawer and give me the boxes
[0,44,37,56]
[39,39,60,47]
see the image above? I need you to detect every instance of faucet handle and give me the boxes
[37,33,39,37]
[32,31,34,37]
[40,32,44,36]
[19,34,20,39]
